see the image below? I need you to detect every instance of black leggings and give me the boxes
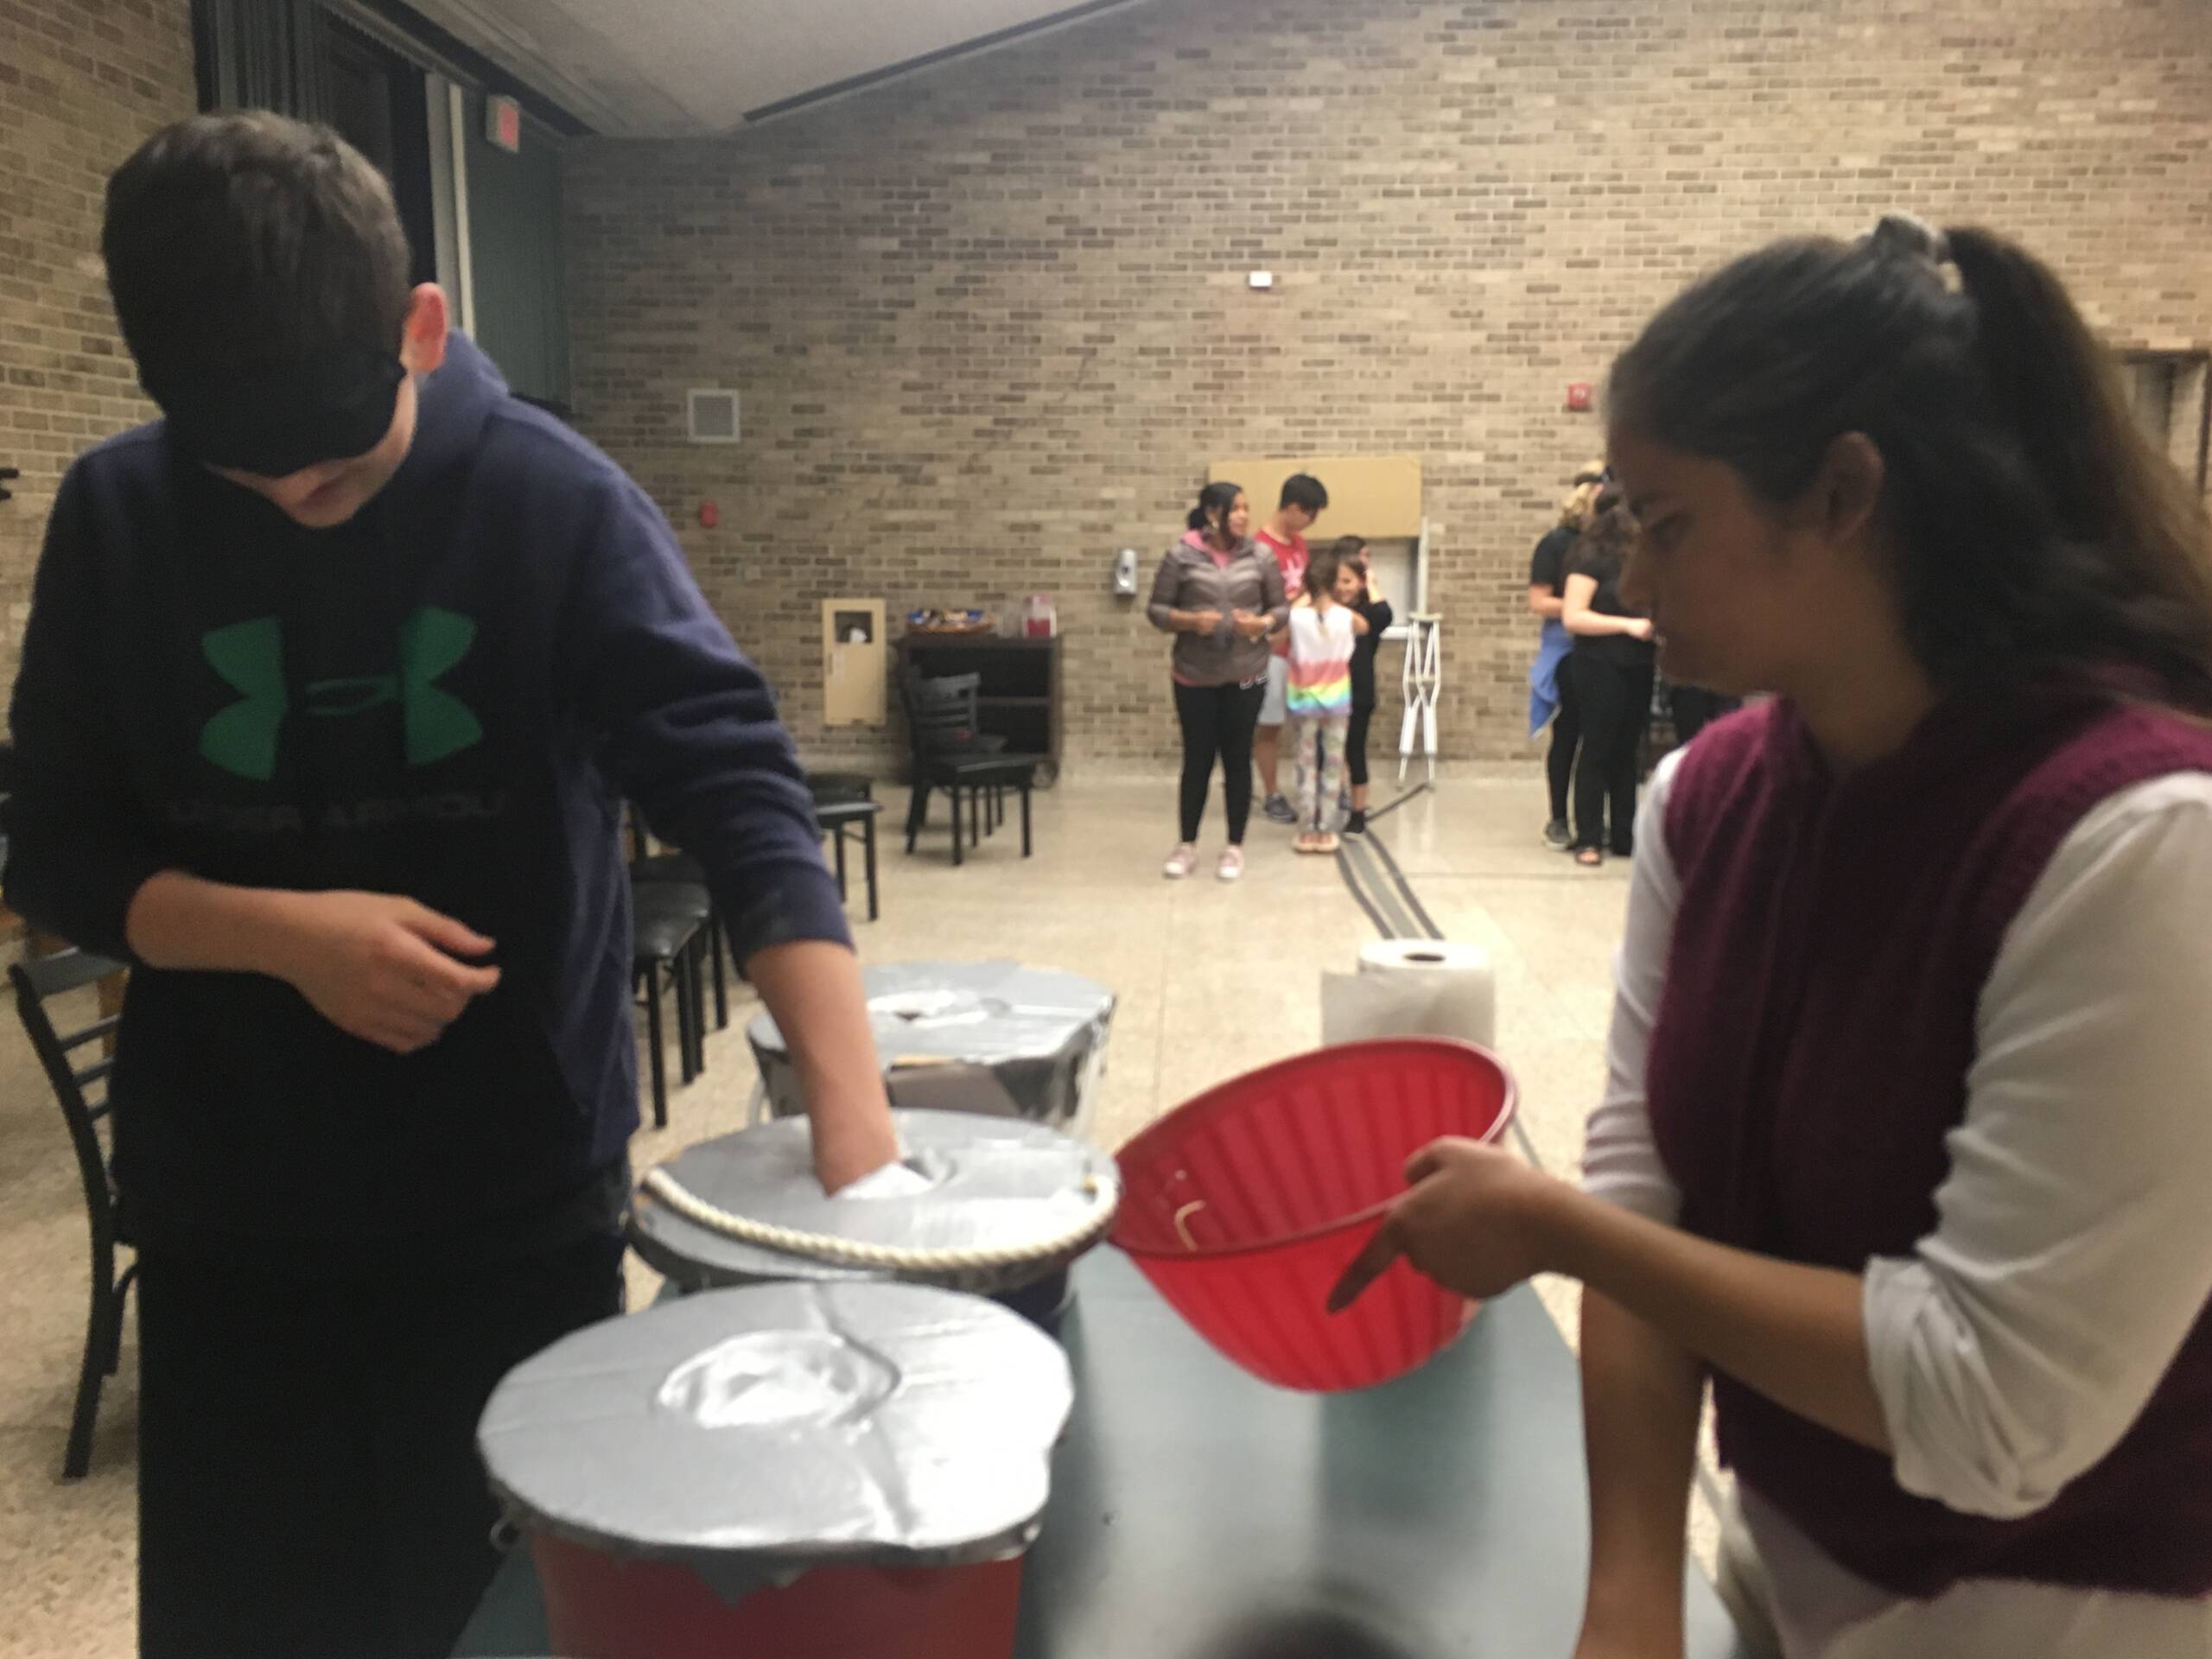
[1571,651,1655,855]
[1346,702,1375,789]
[1173,678,1267,843]
[1546,664,1583,823]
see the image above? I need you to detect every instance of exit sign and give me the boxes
[486,94,523,154]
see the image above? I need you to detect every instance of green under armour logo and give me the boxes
[200,607,484,781]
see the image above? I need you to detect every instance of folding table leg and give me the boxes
[710,914,728,1029]
[675,952,699,1084]
[645,963,668,1128]
[685,940,709,1076]
[863,811,880,919]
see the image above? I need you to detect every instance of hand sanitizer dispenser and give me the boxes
[1113,548,1140,597]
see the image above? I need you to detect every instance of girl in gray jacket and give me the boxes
[1148,480,1289,880]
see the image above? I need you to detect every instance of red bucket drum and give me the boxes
[477,1281,1074,1659]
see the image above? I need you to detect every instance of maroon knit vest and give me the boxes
[1649,679,2212,1599]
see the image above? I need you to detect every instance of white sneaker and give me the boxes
[1217,846,1244,881]
[1163,842,1198,879]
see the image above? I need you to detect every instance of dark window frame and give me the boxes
[2118,348,2212,495]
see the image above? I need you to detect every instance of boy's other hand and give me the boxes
[270,892,500,1054]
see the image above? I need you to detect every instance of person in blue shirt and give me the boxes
[7,111,899,1659]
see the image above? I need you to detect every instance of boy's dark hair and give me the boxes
[103,112,413,389]
[1280,474,1330,517]
[1304,540,1346,598]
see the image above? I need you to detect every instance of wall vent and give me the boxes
[687,389,741,444]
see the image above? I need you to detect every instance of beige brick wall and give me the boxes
[567,0,2211,776]
[0,0,197,691]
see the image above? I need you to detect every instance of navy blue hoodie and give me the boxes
[7,335,848,1252]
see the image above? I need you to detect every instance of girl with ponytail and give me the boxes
[1147,480,1287,880]
[1331,219,2212,1657]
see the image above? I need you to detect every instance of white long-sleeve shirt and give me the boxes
[1583,751,2212,1658]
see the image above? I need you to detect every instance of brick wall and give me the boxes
[0,0,197,690]
[563,0,2212,776]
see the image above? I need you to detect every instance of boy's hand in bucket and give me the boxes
[1328,1137,1560,1312]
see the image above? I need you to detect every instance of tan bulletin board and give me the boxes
[822,599,886,727]
[1208,455,1423,538]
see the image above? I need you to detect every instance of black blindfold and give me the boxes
[149,352,404,477]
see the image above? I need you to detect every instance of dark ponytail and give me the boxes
[1188,480,1243,536]
[1942,229,2212,702]
[1608,221,2212,709]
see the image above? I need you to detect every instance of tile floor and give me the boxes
[0,773,1718,1656]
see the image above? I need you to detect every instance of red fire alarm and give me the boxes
[698,500,719,530]
[1566,382,1594,413]
[486,94,523,154]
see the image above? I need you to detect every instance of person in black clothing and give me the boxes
[1561,495,1656,866]
[1530,463,1607,847]
[1336,537,1394,836]
[7,113,901,1659]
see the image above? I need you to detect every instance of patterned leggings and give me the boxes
[1291,713,1351,834]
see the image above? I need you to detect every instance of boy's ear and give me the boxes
[399,284,451,375]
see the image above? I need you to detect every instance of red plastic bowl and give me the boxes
[1112,1038,1517,1392]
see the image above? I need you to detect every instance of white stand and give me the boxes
[1398,613,1441,784]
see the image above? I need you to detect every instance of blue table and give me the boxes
[456,1249,1746,1657]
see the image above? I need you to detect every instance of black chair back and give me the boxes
[14,947,137,1478]
[10,949,126,1228]
[896,670,1038,866]
[907,670,984,745]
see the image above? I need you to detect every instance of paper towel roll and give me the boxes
[1322,939,1497,1049]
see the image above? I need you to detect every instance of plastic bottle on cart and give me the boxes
[1023,594,1058,639]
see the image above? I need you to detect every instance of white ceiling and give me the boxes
[407,0,1144,136]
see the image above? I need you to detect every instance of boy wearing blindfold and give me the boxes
[7,112,900,1658]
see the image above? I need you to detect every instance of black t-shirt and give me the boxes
[1568,545,1654,666]
[1530,526,1578,595]
[1350,595,1395,709]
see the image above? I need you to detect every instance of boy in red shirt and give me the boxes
[1252,474,1330,822]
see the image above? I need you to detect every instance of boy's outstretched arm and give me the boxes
[569,472,899,1192]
